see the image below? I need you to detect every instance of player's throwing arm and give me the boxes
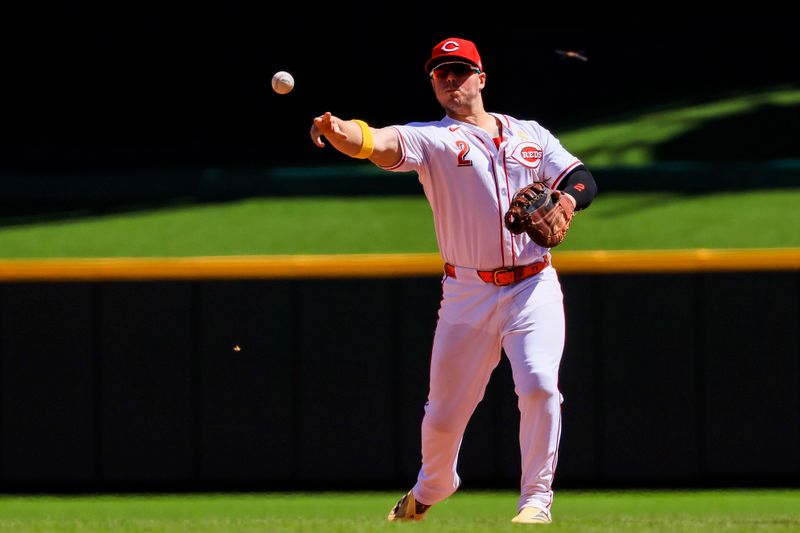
[310,112,402,168]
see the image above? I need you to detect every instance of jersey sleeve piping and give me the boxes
[552,160,582,188]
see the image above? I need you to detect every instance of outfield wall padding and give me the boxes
[0,254,797,492]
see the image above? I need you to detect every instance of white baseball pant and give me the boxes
[412,265,565,513]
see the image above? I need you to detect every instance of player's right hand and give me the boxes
[310,112,348,148]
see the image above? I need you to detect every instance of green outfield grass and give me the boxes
[0,87,797,259]
[0,189,799,258]
[0,490,797,532]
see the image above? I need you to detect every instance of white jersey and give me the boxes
[380,113,581,270]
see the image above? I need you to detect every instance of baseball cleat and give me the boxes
[511,506,552,524]
[387,489,431,521]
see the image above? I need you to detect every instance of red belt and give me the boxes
[444,256,550,286]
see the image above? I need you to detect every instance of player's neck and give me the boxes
[448,110,497,135]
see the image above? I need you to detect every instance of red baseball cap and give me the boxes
[424,37,483,73]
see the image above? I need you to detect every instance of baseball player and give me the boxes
[310,37,597,525]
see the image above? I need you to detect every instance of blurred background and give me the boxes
[1,5,796,203]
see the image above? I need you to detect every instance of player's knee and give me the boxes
[517,372,559,402]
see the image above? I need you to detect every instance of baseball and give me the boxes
[271,71,294,94]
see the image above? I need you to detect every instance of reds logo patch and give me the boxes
[510,142,543,169]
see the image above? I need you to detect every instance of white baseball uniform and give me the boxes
[380,113,581,513]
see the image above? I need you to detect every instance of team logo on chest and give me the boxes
[510,142,543,169]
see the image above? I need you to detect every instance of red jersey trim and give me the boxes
[464,131,508,266]
[552,160,582,189]
[488,154,506,267]
[493,113,512,129]
[502,150,516,266]
[465,130,487,149]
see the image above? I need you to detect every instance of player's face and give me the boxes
[430,62,486,115]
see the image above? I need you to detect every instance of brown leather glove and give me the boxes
[504,182,575,248]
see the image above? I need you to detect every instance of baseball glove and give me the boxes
[504,182,575,248]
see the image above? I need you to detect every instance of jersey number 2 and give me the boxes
[456,141,473,167]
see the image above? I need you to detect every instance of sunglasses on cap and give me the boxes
[429,61,482,80]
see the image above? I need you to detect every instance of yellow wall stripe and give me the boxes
[554,248,800,274]
[0,248,797,281]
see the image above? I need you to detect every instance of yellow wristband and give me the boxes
[351,120,374,159]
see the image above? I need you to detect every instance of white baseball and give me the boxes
[271,71,294,94]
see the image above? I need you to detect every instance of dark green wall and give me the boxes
[0,271,797,492]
